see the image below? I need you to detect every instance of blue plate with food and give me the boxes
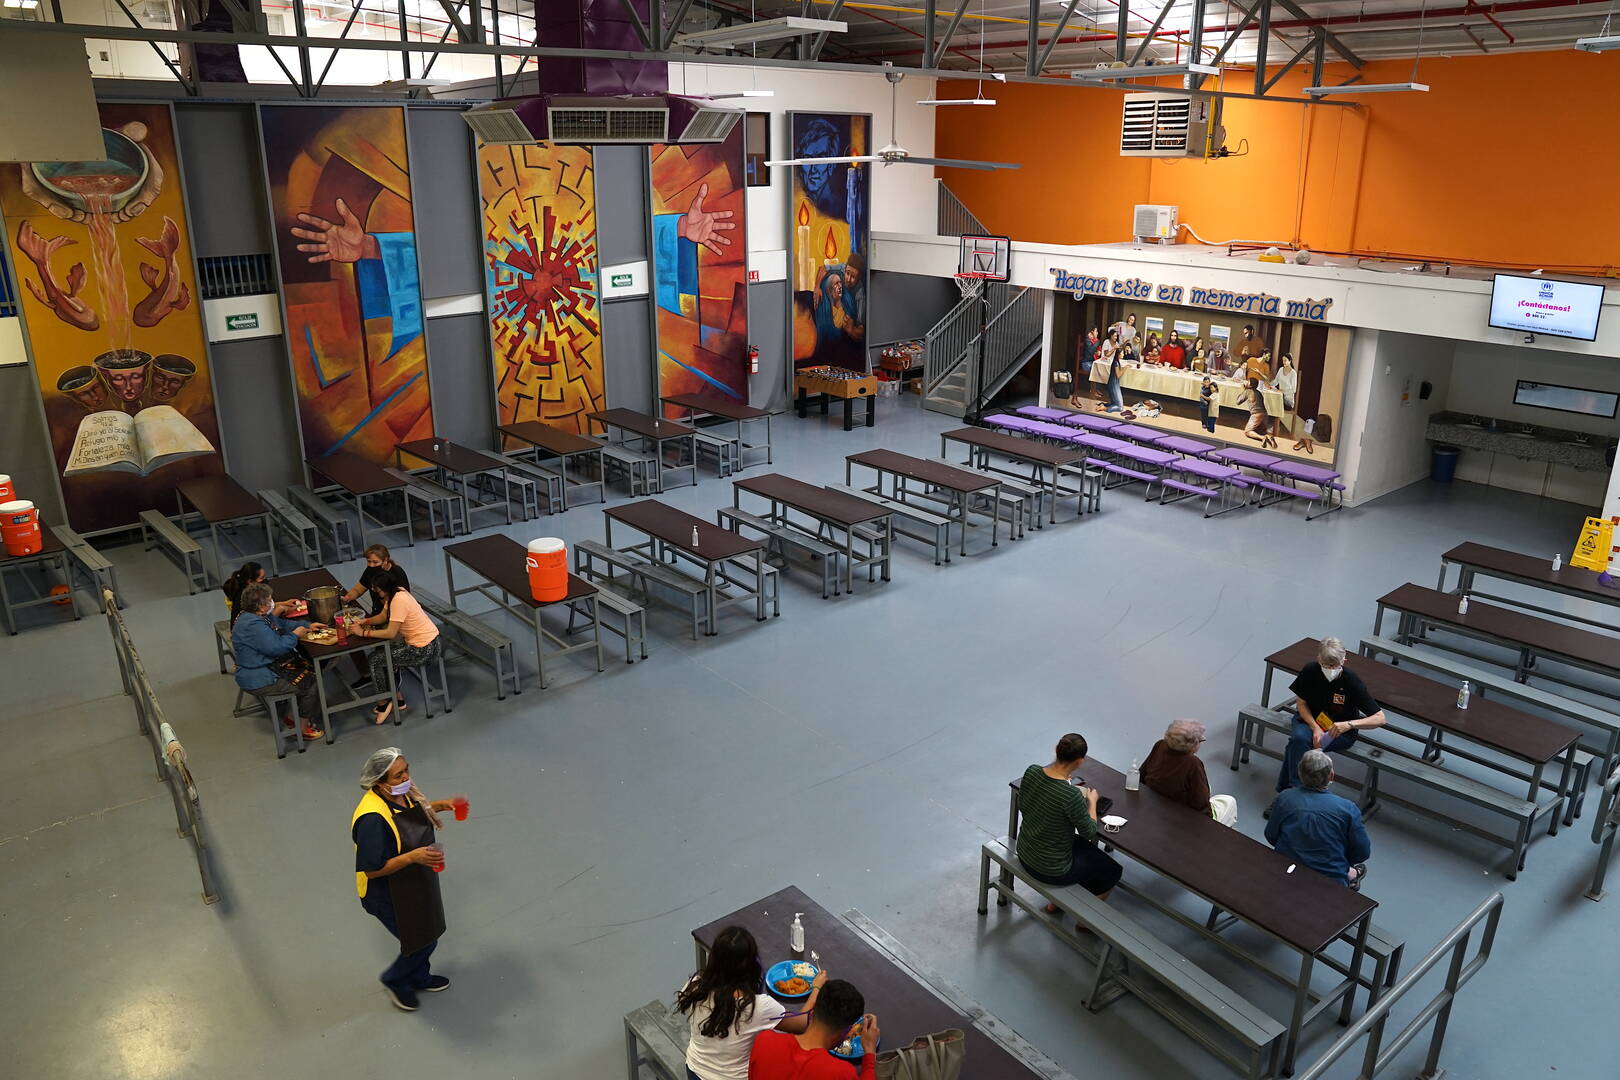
[830,1033,876,1061]
[764,959,819,999]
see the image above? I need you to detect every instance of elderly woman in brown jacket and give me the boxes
[1140,719,1237,826]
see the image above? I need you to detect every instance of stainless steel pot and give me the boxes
[305,585,343,626]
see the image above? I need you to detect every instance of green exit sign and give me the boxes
[610,273,633,288]
[226,313,259,332]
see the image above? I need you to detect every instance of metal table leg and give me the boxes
[1282,950,1316,1075]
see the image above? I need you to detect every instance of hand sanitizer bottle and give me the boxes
[1553,553,1562,572]
[1458,594,1469,615]
[1457,680,1471,710]
[790,913,805,957]
[691,525,700,546]
[1125,758,1140,792]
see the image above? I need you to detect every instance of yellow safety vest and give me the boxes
[351,790,402,899]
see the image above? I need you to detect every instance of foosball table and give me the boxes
[794,366,878,431]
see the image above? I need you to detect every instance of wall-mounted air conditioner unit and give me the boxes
[1133,204,1178,244]
[1120,93,1223,158]
[462,94,742,146]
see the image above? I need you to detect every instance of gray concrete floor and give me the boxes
[2,393,1615,1080]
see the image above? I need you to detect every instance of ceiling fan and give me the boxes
[765,72,1020,173]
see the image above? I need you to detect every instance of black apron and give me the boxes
[390,802,447,956]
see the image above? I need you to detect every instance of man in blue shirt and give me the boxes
[1265,749,1371,889]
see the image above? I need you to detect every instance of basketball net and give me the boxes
[954,274,986,301]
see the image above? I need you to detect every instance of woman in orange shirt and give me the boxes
[352,569,442,723]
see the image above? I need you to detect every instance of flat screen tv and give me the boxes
[1489,274,1606,341]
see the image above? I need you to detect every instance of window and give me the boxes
[745,112,770,187]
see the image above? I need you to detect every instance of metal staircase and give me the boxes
[924,182,1044,418]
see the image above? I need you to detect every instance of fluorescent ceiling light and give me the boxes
[1073,62,1219,81]
[1304,82,1429,95]
[375,78,449,89]
[917,98,997,106]
[674,17,847,51]
[1574,35,1620,51]
[703,90,776,98]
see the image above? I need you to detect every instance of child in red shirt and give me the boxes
[748,979,879,1079]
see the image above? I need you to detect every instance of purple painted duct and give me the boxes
[535,0,667,96]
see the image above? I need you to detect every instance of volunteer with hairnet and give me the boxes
[351,747,466,1011]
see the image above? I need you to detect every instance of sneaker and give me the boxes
[382,983,419,1011]
[301,723,324,741]
[351,676,373,691]
[419,975,451,992]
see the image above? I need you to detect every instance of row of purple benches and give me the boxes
[979,406,1344,521]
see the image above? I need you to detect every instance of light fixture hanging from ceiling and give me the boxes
[920,0,998,107]
[673,16,847,51]
[1575,0,1620,49]
[1306,0,1432,95]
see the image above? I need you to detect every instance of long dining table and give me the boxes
[940,425,1088,524]
[1009,760,1378,1075]
[306,451,409,549]
[732,472,893,595]
[1438,540,1620,632]
[604,498,770,634]
[845,448,1001,559]
[498,420,605,509]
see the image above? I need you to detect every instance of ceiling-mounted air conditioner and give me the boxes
[461,94,742,146]
[1120,93,1223,158]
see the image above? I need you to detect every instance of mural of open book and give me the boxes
[64,405,215,478]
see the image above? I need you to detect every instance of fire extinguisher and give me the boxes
[748,345,760,374]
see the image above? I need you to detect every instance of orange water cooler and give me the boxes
[1,500,42,556]
[0,475,14,504]
[525,538,568,602]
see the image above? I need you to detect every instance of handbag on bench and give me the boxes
[875,1028,965,1080]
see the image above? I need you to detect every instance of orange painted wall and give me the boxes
[933,51,1620,272]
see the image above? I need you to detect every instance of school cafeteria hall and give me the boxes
[1,5,1618,1079]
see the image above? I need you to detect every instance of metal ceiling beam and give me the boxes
[665,0,699,49]
[1129,0,1181,67]
[924,0,936,68]
[433,0,475,44]
[111,0,197,94]
[1025,0,1039,76]
[614,0,656,50]
[1191,0,1262,88]
[1034,0,1087,74]
[1253,0,1270,95]
[932,0,973,67]
[1116,0,1128,61]
[1261,26,1319,92]
[1268,0,1363,66]
[808,0,848,59]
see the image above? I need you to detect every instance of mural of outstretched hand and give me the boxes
[676,182,735,255]
[19,120,164,226]
[292,197,381,264]
[16,221,99,331]
[133,216,192,327]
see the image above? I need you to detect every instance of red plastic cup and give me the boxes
[452,796,469,822]
[428,842,444,872]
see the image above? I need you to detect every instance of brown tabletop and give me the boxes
[606,499,763,561]
[308,452,405,496]
[735,473,889,529]
[1016,761,1375,955]
[1379,582,1620,675]
[692,887,1038,1079]
[847,448,997,494]
[661,393,772,421]
[0,527,67,564]
[498,421,601,457]
[943,426,1085,467]
[1444,541,1620,603]
[589,408,696,441]
[177,475,265,523]
[396,438,507,475]
[262,568,378,660]
[443,534,596,606]
[1268,637,1580,765]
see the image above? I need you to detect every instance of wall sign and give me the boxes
[1049,267,1336,323]
[599,259,648,300]
[226,313,258,332]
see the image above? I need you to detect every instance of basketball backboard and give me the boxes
[957,234,1011,281]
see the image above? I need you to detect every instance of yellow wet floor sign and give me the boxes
[1571,517,1616,572]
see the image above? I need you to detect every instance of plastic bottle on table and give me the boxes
[1458,594,1469,615]
[1457,681,1471,710]
[335,614,348,645]
[790,913,805,957]
[1553,553,1562,572]
[1125,758,1140,792]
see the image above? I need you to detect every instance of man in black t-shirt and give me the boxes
[1276,637,1386,793]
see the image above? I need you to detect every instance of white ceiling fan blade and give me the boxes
[764,156,882,168]
[901,156,1022,171]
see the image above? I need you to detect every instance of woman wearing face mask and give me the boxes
[352,747,467,1011]
[1272,638,1387,801]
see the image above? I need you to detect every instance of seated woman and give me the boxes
[1016,733,1121,911]
[344,545,410,690]
[222,561,296,624]
[1141,719,1237,826]
[676,925,819,1080]
[231,582,323,740]
[350,569,442,724]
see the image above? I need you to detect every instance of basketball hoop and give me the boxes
[955,234,1010,302]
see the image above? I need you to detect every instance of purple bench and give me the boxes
[1015,406,1077,422]
[1151,434,1221,457]
[1163,457,1251,518]
[1057,412,1123,433]
[1107,423,1167,444]
[1261,460,1344,520]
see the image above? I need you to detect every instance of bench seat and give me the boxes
[288,485,358,562]
[412,587,520,699]
[575,539,708,640]
[824,484,950,565]
[258,488,321,570]
[716,506,840,598]
[139,509,206,593]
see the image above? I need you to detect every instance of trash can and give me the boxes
[1431,444,1461,483]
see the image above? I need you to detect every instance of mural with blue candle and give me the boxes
[787,112,869,370]
[260,104,433,463]
[648,126,748,416]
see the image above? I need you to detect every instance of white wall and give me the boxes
[1449,341,1620,437]
[1338,330,1456,506]
[670,63,938,259]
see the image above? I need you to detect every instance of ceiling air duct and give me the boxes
[462,94,742,146]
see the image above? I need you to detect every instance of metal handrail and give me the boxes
[1294,892,1504,1080]
[1587,765,1620,900]
[965,286,1042,412]
[104,589,219,904]
[937,179,989,237]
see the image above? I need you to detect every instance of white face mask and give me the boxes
[387,779,413,796]
[1320,665,1343,682]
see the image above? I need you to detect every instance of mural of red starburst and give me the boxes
[478,143,603,434]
